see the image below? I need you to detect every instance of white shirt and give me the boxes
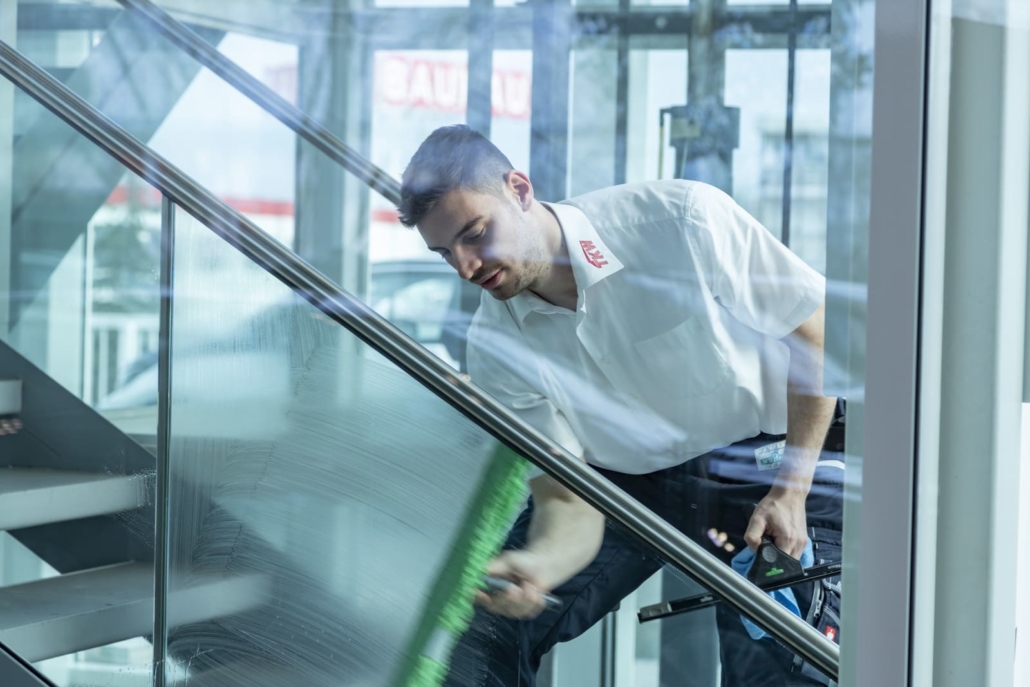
[466,180,825,476]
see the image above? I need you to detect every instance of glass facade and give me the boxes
[0,0,1028,686]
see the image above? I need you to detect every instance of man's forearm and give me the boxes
[778,302,837,496]
[524,477,606,590]
[777,391,836,495]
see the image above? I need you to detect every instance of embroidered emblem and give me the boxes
[580,240,608,268]
[754,440,785,471]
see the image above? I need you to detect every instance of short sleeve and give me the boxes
[686,183,825,339]
[466,322,584,480]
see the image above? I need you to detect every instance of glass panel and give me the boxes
[727,48,831,272]
[568,40,618,196]
[16,9,300,248]
[164,206,525,684]
[376,0,469,8]
[367,45,529,370]
[140,33,300,249]
[370,48,470,266]
[727,0,827,4]
[489,50,533,174]
[7,1,868,684]
[726,48,789,238]
[0,81,157,686]
[162,206,834,686]
[6,80,162,431]
[16,26,105,78]
[785,49,830,273]
[24,2,513,371]
[632,0,690,7]
[625,45,688,182]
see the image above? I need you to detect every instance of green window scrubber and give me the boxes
[392,443,531,687]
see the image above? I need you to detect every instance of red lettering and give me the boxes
[373,54,531,119]
[433,63,461,110]
[379,56,409,105]
[580,240,608,268]
[409,60,434,107]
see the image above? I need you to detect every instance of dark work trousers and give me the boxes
[443,406,846,687]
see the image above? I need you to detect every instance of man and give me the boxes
[398,125,844,686]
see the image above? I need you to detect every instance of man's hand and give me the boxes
[748,301,835,560]
[743,487,809,559]
[475,473,605,620]
[475,550,553,620]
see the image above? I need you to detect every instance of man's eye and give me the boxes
[465,229,485,243]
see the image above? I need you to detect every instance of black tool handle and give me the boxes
[748,536,805,585]
[637,561,843,624]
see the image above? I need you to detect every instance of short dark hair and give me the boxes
[397,125,514,228]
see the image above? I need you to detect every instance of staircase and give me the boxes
[0,343,269,676]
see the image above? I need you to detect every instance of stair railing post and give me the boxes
[153,194,175,687]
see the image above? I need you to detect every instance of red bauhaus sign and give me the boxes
[376,54,531,120]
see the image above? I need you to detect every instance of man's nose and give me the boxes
[454,247,481,282]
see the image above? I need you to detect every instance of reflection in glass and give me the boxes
[4,0,869,681]
[2,91,158,686]
[626,47,688,183]
[163,207,525,685]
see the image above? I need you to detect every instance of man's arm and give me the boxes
[475,473,605,619]
[743,301,837,558]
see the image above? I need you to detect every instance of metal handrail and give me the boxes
[114,0,401,205]
[0,40,839,679]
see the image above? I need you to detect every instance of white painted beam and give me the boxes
[0,562,269,662]
[0,469,149,531]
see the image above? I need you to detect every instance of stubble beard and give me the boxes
[488,209,550,301]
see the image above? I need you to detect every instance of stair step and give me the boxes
[0,468,150,531]
[183,666,383,687]
[0,562,269,662]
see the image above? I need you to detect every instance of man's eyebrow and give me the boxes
[428,216,483,252]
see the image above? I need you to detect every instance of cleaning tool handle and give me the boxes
[482,576,563,611]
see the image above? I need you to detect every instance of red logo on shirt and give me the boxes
[580,240,608,268]
[825,626,837,642]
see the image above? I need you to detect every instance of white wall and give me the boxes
[1016,405,1030,685]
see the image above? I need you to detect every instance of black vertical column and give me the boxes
[294,7,346,288]
[614,0,630,186]
[780,0,798,247]
[467,0,495,137]
[294,1,371,300]
[529,0,574,202]
[681,0,735,194]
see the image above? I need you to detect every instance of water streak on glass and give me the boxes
[163,206,521,686]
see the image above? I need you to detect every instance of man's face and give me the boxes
[417,186,548,301]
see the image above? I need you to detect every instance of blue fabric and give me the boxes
[731,540,814,640]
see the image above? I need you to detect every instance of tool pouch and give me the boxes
[791,526,843,685]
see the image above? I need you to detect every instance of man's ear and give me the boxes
[505,170,534,211]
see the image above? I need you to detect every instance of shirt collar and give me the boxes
[506,201,625,325]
